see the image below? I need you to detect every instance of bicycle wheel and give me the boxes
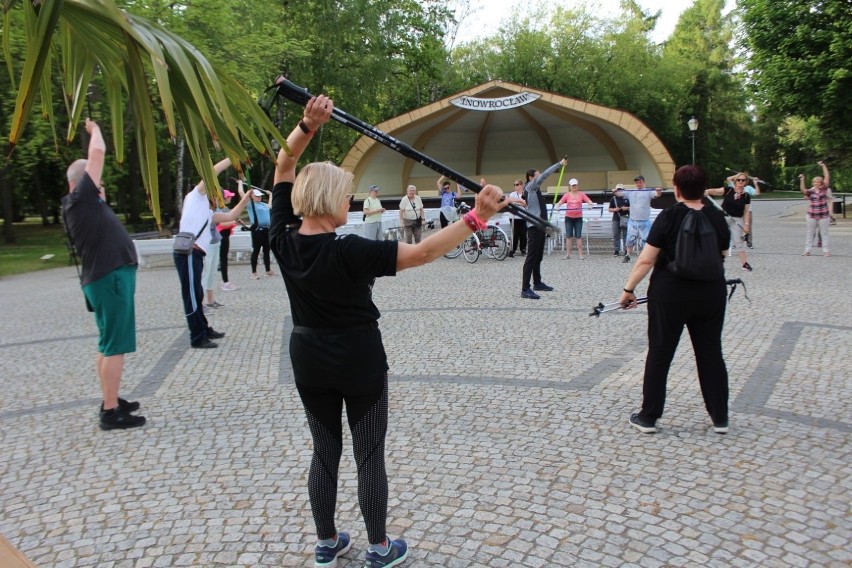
[491,226,509,260]
[444,243,463,259]
[462,234,480,263]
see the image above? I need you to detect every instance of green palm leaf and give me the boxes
[4,0,288,226]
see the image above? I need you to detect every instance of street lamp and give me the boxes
[687,116,699,164]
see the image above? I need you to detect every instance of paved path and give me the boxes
[1,201,850,567]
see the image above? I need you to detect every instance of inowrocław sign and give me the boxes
[449,92,541,111]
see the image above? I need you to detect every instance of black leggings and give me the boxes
[250,228,271,272]
[218,229,230,282]
[295,373,389,545]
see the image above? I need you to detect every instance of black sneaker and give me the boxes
[713,420,729,434]
[623,254,630,263]
[99,398,140,416]
[629,413,656,433]
[533,282,554,292]
[192,339,218,349]
[207,329,226,339]
[613,250,620,256]
[742,262,753,272]
[507,251,515,257]
[100,407,146,431]
[521,289,541,300]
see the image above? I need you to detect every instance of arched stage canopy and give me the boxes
[340,80,675,199]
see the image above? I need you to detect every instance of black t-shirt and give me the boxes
[269,181,399,379]
[721,188,750,218]
[645,203,730,302]
[61,173,137,285]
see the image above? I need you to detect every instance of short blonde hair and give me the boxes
[292,162,353,217]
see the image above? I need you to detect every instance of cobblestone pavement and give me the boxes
[1,201,850,567]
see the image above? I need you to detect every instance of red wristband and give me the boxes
[463,210,487,231]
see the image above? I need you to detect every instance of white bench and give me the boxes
[134,231,253,268]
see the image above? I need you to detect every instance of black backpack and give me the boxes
[666,207,724,280]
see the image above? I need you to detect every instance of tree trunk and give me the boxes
[0,165,15,244]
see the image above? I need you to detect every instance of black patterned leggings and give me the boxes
[295,373,389,545]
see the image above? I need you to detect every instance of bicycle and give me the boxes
[461,224,509,263]
[443,203,509,262]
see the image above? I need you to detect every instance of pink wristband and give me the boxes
[463,210,487,231]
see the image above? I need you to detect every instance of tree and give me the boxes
[3,0,287,231]
[739,0,851,185]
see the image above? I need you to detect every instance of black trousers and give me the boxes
[639,297,729,424]
[522,226,545,289]
[250,228,271,272]
[511,219,527,253]
[218,229,231,282]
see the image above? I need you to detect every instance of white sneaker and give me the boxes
[221,282,237,291]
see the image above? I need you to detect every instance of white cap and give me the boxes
[252,189,263,197]
[615,183,625,190]
[568,178,579,186]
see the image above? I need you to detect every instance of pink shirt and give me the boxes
[558,191,593,218]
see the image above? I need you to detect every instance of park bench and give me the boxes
[133,231,253,268]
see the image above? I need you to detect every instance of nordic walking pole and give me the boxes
[263,78,557,232]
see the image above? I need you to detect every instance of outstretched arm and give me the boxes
[799,174,807,195]
[213,191,252,223]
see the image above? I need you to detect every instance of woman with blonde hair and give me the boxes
[705,172,753,271]
[268,93,506,568]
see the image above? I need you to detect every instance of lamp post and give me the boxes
[687,116,699,164]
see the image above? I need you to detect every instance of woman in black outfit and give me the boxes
[268,92,506,568]
[620,165,732,435]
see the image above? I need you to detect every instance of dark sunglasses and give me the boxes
[735,178,747,182]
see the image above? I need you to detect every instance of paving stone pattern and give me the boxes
[1,201,850,567]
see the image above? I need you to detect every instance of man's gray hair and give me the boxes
[66,159,88,188]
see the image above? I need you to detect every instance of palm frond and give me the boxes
[4,0,288,226]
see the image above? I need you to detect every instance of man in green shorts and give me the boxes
[62,119,146,430]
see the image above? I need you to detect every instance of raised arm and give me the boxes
[274,93,334,185]
[819,161,830,187]
[83,118,106,189]
[195,158,231,196]
[799,173,807,195]
[529,158,568,191]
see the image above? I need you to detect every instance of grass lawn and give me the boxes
[0,221,72,278]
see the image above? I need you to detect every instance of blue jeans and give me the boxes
[564,217,584,238]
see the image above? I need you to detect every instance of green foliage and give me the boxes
[739,0,852,183]
[446,0,755,181]
[0,220,72,276]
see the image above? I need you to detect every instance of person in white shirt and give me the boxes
[174,158,252,348]
[507,179,527,257]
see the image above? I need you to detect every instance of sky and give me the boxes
[454,0,691,44]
